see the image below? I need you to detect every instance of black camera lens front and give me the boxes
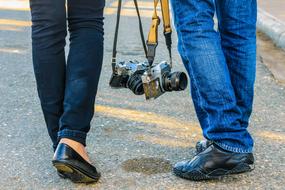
[163,72,188,92]
[127,72,144,95]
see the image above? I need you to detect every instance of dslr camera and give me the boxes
[109,60,188,100]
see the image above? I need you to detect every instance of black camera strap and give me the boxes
[112,0,147,73]
[134,0,148,56]
[111,0,122,73]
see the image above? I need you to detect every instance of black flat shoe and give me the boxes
[174,144,254,181]
[52,143,101,183]
[57,171,67,178]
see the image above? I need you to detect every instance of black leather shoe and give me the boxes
[195,140,212,154]
[52,143,101,183]
[174,144,254,181]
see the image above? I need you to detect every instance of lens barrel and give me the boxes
[127,71,145,95]
[163,72,188,92]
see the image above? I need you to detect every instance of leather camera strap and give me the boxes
[146,0,173,67]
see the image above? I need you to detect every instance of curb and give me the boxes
[257,8,285,50]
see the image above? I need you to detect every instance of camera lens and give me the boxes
[127,71,144,95]
[163,72,188,92]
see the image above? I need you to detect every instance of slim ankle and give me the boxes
[58,138,91,163]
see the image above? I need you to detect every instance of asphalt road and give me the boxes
[0,0,285,189]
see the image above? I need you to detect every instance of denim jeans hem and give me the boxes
[57,129,87,146]
[214,141,253,153]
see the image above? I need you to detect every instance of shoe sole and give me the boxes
[57,171,68,179]
[53,161,100,183]
[173,162,254,181]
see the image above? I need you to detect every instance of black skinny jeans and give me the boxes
[30,0,105,150]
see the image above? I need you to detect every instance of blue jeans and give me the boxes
[30,0,105,150]
[171,0,257,153]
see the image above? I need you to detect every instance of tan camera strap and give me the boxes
[147,0,172,67]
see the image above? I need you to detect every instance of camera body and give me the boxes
[141,61,170,99]
[109,60,148,95]
[109,60,188,99]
